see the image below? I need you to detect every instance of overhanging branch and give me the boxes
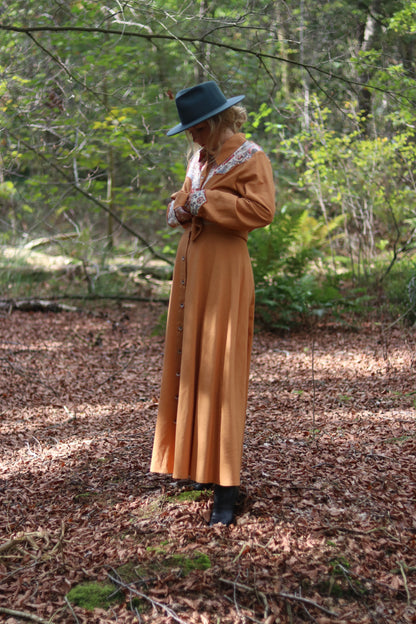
[0,22,412,102]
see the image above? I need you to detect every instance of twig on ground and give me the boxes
[50,520,66,567]
[219,578,339,618]
[224,574,270,619]
[108,571,188,624]
[64,596,80,624]
[279,591,339,618]
[0,607,50,624]
[222,593,263,624]
[398,561,411,605]
[232,573,242,619]
[0,531,48,555]
[300,600,319,623]
[1,561,39,582]
[297,586,319,623]
[391,564,416,574]
[336,563,363,597]
[337,563,408,596]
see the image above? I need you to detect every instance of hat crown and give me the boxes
[176,81,227,126]
[166,80,245,136]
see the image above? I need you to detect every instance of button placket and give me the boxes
[173,231,190,408]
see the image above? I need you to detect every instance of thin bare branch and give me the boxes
[0,22,412,102]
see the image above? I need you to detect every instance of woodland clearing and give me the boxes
[0,303,415,624]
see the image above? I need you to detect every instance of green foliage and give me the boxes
[0,181,17,201]
[276,96,416,279]
[151,310,168,336]
[377,258,416,323]
[1,0,416,326]
[388,1,416,33]
[249,210,343,328]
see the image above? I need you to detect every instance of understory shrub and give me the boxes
[249,209,343,329]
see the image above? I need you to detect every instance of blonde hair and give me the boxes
[208,105,247,133]
[185,104,248,157]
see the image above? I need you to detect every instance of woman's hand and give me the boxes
[174,206,192,224]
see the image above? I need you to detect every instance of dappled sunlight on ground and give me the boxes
[0,305,415,623]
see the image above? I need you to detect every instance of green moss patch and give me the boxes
[171,490,203,502]
[66,581,123,611]
[116,561,142,584]
[117,551,211,583]
[170,552,211,575]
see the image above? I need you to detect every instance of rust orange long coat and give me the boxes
[150,133,275,486]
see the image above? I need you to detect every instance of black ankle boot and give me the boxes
[209,485,239,526]
[193,482,212,491]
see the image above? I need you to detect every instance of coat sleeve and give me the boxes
[187,151,275,231]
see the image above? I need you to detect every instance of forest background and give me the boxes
[1,0,415,328]
[1,3,416,624]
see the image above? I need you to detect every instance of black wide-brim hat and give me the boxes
[166,81,245,136]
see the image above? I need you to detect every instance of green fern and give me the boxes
[249,210,343,328]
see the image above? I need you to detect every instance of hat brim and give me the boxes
[166,94,245,136]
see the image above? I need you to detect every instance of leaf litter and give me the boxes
[0,304,415,623]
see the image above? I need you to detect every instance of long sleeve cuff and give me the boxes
[167,200,180,227]
[187,190,207,216]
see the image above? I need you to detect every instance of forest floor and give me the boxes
[0,303,415,624]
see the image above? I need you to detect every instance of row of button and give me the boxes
[173,244,189,403]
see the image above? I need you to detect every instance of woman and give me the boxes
[150,81,275,526]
